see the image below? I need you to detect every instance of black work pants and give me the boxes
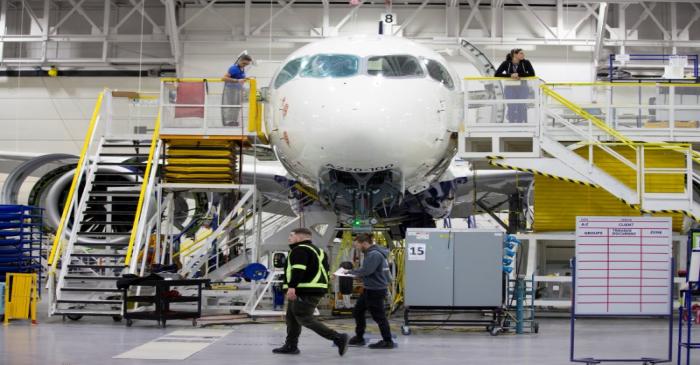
[353,289,392,342]
[286,295,339,347]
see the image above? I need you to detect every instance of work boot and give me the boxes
[348,336,366,346]
[368,340,395,349]
[333,333,349,356]
[272,344,300,355]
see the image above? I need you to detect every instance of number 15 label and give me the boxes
[408,243,426,261]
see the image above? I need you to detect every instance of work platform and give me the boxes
[459,77,700,223]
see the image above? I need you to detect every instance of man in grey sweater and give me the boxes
[346,234,394,349]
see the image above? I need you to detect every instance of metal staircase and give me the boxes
[47,90,160,319]
[459,78,700,221]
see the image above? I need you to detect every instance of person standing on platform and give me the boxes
[494,48,535,123]
[273,228,349,356]
[346,233,395,349]
[222,54,252,127]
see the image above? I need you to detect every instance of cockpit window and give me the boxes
[274,58,303,89]
[300,54,359,78]
[425,59,454,89]
[366,55,425,77]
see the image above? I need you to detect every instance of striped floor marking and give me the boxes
[113,329,231,360]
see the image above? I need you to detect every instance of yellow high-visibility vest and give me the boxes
[283,244,329,289]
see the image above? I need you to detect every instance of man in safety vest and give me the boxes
[272,227,349,356]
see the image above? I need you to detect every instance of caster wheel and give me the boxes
[489,327,501,336]
[112,315,122,322]
[533,322,539,334]
[161,321,167,328]
[486,324,495,332]
[503,320,511,329]
[192,319,197,327]
[229,309,241,315]
[401,325,411,336]
[66,314,83,321]
[126,319,133,327]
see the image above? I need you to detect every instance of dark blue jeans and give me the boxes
[504,84,529,123]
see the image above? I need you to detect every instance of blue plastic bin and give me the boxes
[0,282,5,315]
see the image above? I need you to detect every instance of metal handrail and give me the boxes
[125,112,162,267]
[47,91,105,270]
[541,83,700,164]
[159,77,267,143]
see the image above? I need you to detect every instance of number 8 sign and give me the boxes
[381,13,396,25]
[408,243,426,261]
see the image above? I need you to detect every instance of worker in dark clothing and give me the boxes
[494,48,535,123]
[273,227,349,356]
[345,234,395,349]
[222,54,252,127]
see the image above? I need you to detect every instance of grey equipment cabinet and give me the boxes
[402,228,506,336]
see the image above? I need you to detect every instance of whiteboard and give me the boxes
[574,216,672,316]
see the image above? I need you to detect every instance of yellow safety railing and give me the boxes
[124,112,162,265]
[160,77,266,142]
[47,91,105,271]
[540,84,636,149]
[540,83,700,164]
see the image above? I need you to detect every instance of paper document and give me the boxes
[333,268,354,277]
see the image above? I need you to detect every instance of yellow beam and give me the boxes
[48,91,105,270]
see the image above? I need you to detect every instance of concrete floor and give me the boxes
[0,305,693,365]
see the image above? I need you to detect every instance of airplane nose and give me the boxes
[275,78,452,175]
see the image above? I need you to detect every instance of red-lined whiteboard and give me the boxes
[574,216,672,316]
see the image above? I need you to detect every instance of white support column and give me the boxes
[102,0,110,62]
[322,0,329,35]
[619,3,626,56]
[670,2,677,53]
[490,0,503,40]
[40,0,49,62]
[557,0,563,38]
[165,0,182,76]
[244,0,251,36]
[0,0,5,63]
[446,0,459,38]
[592,2,608,80]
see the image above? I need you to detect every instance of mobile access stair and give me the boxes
[459,78,700,221]
[47,90,161,320]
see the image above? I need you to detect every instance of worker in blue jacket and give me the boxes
[346,233,395,349]
[222,54,252,127]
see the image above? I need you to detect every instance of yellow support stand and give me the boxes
[3,273,38,325]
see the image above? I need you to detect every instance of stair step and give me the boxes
[102,143,151,147]
[99,153,150,157]
[57,299,122,305]
[83,210,136,215]
[61,287,122,293]
[68,264,126,269]
[71,253,125,258]
[86,201,138,206]
[64,275,121,281]
[89,191,140,197]
[94,172,143,176]
[92,181,143,186]
[97,162,146,166]
[77,231,131,236]
[76,243,129,248]
[80,221,134,225]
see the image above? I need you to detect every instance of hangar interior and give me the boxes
[1,0,700,364]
